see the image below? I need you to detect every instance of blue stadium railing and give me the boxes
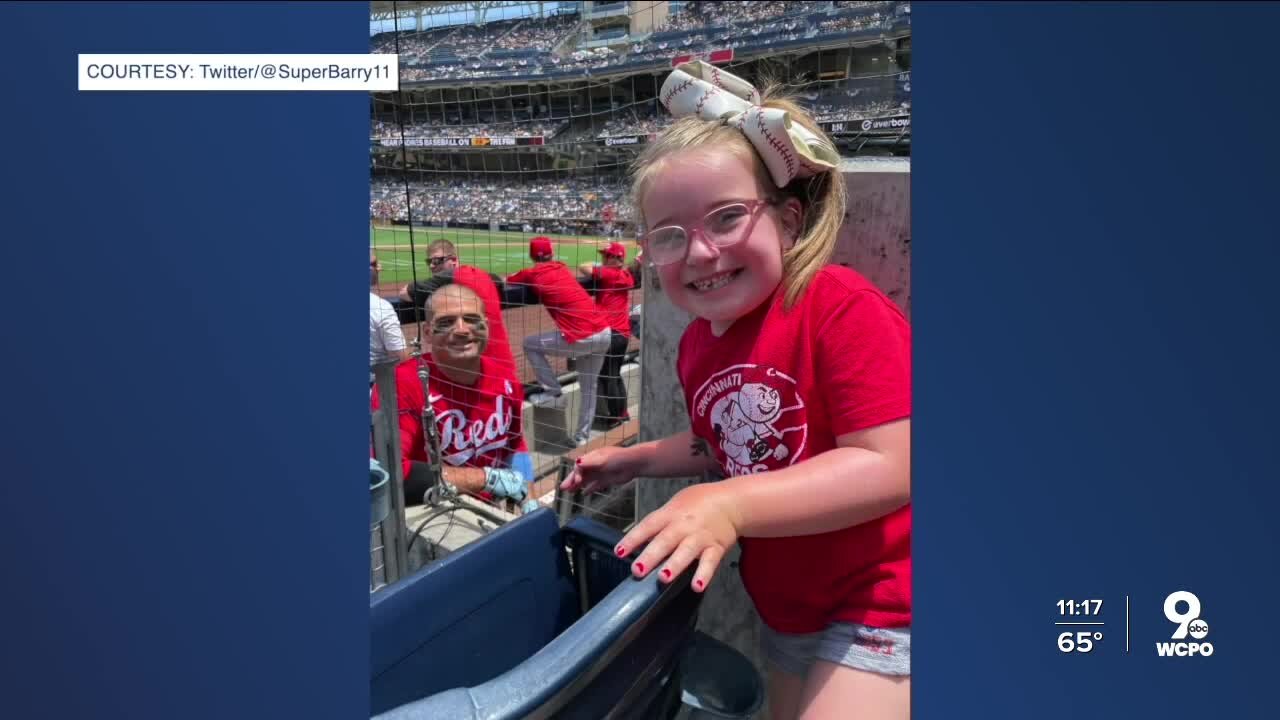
[370,509,762,719]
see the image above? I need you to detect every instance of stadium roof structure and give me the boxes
[370,1,561,23]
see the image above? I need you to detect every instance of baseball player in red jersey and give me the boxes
[399,238,517,379]
[507,237,612,447]
[578,241,635,428]
[375,283,536,511]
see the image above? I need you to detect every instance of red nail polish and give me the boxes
[661,568,671,580]
[634,562,645,574]
[694,579,704,591]
[615,546,626,557]
[576,458,582,465]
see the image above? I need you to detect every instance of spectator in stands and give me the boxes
[369,176,631,228]
[370,249,409,371]
[578,242,635,429]
[370,118,567,140]
[507,236,612,447]
[374,0,907,81]
[400,239,517,378]
[377,283,537,512]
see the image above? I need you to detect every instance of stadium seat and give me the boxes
[370,509,709,720]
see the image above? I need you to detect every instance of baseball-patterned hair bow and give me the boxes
[659,60,840,188]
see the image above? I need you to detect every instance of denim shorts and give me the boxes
[761,622,911,677]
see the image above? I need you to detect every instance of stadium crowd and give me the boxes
[371,119,568,140]
[369,79,908,143]
[492,15,578,51]
[371,12,580,82]
[811,99,902,122]
[372,1,909,83]
[818,13,884,34]
[372,17,569,60]
[546,47,629,74]
[806,82,910,121]
[448,19,523,57]
[370,176,630,226]
[655,0,808,32]
[595,110,671,138]
[401,57,544,83]
[583,85,906,138]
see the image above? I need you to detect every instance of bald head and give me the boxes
[428,283,483,318]
[427,283,488,368]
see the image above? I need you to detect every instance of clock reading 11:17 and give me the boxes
[1057,600,1102,616]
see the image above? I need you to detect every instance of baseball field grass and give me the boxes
[371,226,639,285]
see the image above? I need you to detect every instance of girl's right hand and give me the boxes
[560,445,640,494]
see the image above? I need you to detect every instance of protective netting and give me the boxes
[368,0,912,559]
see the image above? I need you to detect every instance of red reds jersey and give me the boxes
[374,354,526,483]
[677,265,912,634]
[507,261,608,343]
[592,266,635,337]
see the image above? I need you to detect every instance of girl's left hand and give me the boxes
[614,482,741,593]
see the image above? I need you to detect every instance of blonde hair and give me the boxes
[427,238,457,256]
[630,84,846,309]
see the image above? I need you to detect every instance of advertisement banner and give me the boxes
[378,136,545,147]
[821,115,911,135]
[598,134,653,147]
[671,47,733,67]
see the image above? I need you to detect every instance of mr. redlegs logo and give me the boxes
[1156,590,1213,657]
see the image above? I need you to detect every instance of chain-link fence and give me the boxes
[368,0,912,592]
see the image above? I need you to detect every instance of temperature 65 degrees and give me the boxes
[1059,631,1103,653]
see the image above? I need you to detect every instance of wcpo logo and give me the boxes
[1156,591,1213,657]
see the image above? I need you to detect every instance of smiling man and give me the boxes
[399,238,516,378]
[377,282,536,512]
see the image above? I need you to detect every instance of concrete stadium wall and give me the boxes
[628,1,670,34]
[832,157,911,318]
[637,157,911,719]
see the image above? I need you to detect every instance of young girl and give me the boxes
[561,62,911,720]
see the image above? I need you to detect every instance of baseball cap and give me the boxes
[599,242,626,258]
[529,236,554,259]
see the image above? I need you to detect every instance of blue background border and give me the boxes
[2,2,1278,718]
[0,3,370,718]
[916,3,1279,717]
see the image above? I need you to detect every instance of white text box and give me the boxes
[78,54,399,91]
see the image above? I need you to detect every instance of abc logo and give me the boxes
[1156,591,1213,657]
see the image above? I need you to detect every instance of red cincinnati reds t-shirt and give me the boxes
[592,266,635,337]
[375,354,527,484]
[454,265,516,377]
[677,265,912,634]
[507,261,608,343]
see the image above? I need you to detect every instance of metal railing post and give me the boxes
[372,361,410,589]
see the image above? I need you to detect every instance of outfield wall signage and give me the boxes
[598,134,655,147]
[377,136,546,148]
[820,114,911,136]
[671,48,734,67]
